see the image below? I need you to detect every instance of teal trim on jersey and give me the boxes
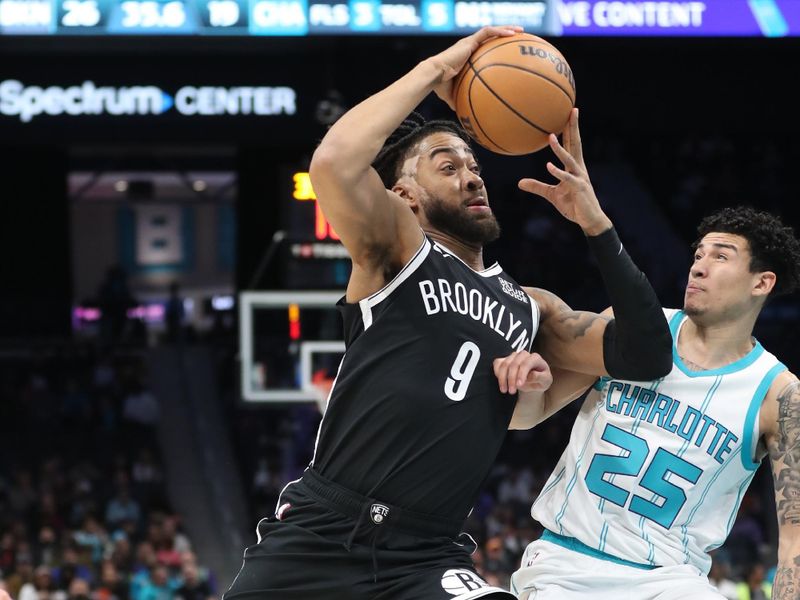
[538,466,566,501]
[668,309,685,337]
[593,376,611,391]
[542,530,658,570]
[599,522,609,553]
[677,376,722,458]
[671,311,765,378]
[741,362,787,470]
[724,472,757,541]
[556,402,606,533]
[673,375,721,558]
[680,446,742,564]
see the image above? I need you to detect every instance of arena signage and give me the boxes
[0,79,297,121]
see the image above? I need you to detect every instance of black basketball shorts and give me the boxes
[222,469,515,600]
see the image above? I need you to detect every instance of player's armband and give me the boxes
[586,227,672,381]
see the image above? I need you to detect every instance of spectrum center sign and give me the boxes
[0,79,297,121]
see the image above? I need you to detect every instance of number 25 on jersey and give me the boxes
[585,424,703,529]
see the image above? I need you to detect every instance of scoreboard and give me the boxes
[0,0,555,34]
[2,0,800,36]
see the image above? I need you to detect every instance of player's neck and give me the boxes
[679,317,756,370]
[425,230,486,271]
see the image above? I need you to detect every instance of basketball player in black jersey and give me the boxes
[223,26,672,600]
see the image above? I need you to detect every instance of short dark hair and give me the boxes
[372,112,473,188]
[695,206,800,297]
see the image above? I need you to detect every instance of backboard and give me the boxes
[239,290,345,406]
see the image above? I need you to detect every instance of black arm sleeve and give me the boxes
[585,226,672,381]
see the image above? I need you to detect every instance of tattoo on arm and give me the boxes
[770,380,800,526]
[532,288,609,340]
[768,379,800,600]
[773,558,800,600]
[556,311,610,340]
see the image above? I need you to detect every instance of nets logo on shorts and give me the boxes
[370,503,389,524]
[440,569,489,595]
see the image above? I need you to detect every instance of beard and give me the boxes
[421,194,501,246]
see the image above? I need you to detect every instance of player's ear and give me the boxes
[753,271,776,298]
[392,181,420,212]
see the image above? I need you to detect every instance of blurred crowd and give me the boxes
[0,345,217,600]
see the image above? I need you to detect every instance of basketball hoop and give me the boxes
[306,372,335,414]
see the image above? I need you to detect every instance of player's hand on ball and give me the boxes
[518,108,612,236]
[493,351,552,395]
[429,25,523,110]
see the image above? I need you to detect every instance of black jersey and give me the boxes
[310,236,539,520]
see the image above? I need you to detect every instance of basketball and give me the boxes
[454,32,577,156]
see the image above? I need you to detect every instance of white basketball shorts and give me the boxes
[510,535,727,600]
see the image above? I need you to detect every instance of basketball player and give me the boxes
[223,26,672,600]
[511,206,800,600]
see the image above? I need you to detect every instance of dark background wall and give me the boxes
[1,33,799,337]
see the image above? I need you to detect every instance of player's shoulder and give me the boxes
[522,287,568,322]
[760,370,800,438]
[767,369,799,400]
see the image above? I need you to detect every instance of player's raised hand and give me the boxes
[493,351,552,395]
[430,25,523,110]
[518,108,612,236]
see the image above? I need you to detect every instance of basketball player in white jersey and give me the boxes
[505,206,800,599]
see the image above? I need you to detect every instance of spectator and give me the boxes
[130,449,163,506]
[66,578,90,600]
[735,563,772,600]
[177,553,214,598]
[8,470,37,521]
[136,565,173,600]
[0,533,17,576]
[482,536,514,588]
[121,380,159,429]
[708,554,739,600]
[51,546,92,590]
[18,565,64,600]
[4,553,33,600]
[109,535,133,575]
[96,265,136,348]
[160,516,190,557]
[94,560,128,600]
[121,377,159,452]
[34,527,58,567]
[174,563,211,600]
[163,282,185,345]
[72,516,107,566]
[105,483,141,533]
[37,493,65,536]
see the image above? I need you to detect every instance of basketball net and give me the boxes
[307,370,335,414]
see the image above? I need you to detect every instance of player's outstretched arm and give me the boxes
[493,351,595,429]
[519,109,671,380]
[764,372,800,600]
[309,25,521,290]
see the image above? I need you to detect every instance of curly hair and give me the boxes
[695,206,800,297]
[372,112,473,188]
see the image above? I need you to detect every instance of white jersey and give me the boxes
[532,308,786,574]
